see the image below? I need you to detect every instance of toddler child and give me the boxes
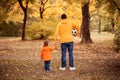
[40,40,56,71]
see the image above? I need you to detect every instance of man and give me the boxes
[54,14,80,71]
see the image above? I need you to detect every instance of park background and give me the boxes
[0,0,120,80]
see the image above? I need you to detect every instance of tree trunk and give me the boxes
[40,12,43,19]
[22,3,28,40]
[80,2,93,43]
[111,19,114,34]
[98,16,101,34]
[40,7,44,19]
[39,0,49,19]
[17,0,28,40]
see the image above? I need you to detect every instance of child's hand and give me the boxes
[54,41,56,45]
[54,42,57,49]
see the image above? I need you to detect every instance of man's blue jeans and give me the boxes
[44,61,50,71]
[61,42,74,67]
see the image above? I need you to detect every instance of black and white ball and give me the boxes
[72,29,77,36]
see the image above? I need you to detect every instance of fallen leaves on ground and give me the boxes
[0,33,120,80]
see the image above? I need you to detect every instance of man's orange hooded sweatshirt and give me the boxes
[54,19,80,43]
[40,46,56,61]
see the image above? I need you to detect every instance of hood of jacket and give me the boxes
[42,46,49,51]
[60,19,68,24]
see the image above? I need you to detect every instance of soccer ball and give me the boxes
[72,29,77,36]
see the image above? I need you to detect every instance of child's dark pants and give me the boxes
[44,61,50,71]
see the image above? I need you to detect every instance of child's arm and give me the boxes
[54,24,60,42]
[49,43,57,51]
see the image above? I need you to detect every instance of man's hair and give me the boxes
[61,14,67,19]
[44,40,49,46]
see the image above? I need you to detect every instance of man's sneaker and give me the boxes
[59,67,66,71]
[69,67,76,71]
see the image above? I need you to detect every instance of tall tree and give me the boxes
[110,0,120,52]
[81,1,93,43]
[17,0,35,40]
[17,0,29,40]
[65,0,93,43]
[95,0,120,31]
[39,0,55,19]
[39,0,49,19]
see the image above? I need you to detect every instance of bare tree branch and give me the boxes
[17,0,26,11]
[44,0,49,6]
[44,5,56,10]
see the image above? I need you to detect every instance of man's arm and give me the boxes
[72,23,81,37]
[54,24,60,42]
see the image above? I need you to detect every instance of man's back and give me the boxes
[54,19,73,43]
[54,14,80,43]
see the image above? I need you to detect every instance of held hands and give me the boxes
[54,41,57,49]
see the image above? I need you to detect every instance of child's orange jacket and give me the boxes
[40,45,56,61]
